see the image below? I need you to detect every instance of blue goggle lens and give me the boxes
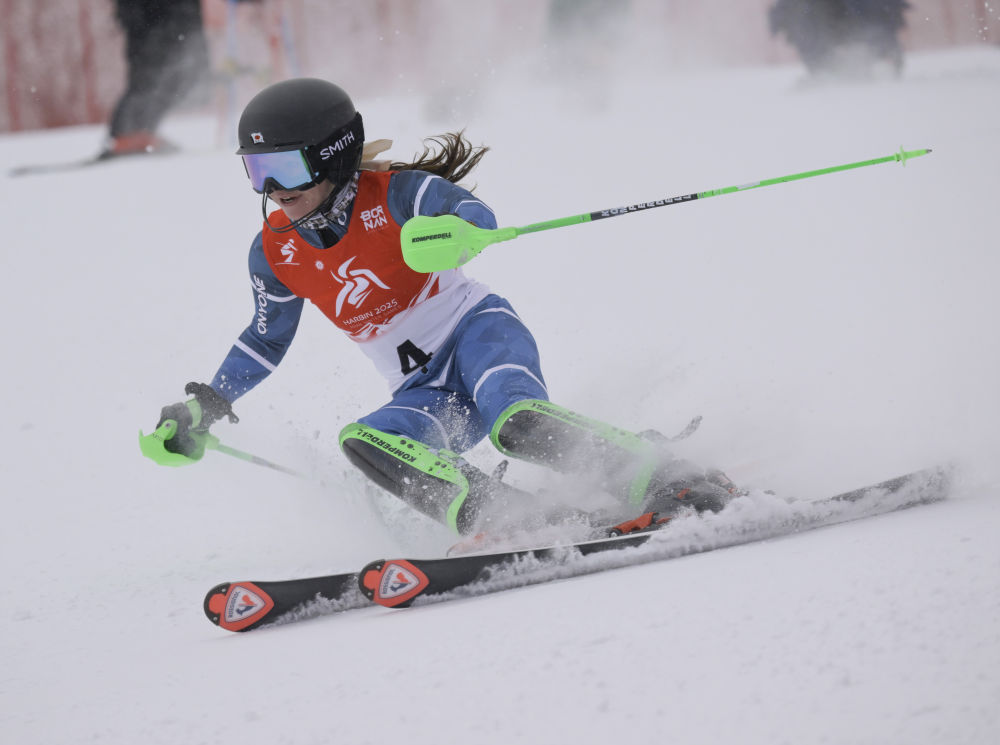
[242,150,315,193]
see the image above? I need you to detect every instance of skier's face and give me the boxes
[269,179,336,222]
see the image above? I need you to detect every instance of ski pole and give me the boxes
[204,435,303,477]
[139,421,303,477]
[401,146,932,273]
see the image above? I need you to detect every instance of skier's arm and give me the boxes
[142,237,303,464]
[386,170,498,229]
[210,234,304,402]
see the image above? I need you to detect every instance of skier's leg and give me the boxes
[339,388,534,535]
[449,299,549,423]
[444,298,733,515]
[109,0,206,146]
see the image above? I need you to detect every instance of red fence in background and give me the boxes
[2,0,997,133]
[1,0,124,131]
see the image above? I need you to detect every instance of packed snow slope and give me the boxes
[2,47,999,745]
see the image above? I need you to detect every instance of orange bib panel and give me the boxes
[260,171,441,341]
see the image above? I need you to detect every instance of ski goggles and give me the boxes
[242,149,321,194]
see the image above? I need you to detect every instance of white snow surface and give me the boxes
[2,47,999,745]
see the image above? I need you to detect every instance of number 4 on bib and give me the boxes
[397,340,432,374]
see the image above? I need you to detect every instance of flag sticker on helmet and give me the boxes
[251,132,264,143]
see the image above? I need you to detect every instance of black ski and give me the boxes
[203,465,951,631]
[9,156,111,177]
[9,146,201,177]
[357,464,952,608]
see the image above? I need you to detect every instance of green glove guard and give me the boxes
[138,419,218,466]
[400,215,517,273]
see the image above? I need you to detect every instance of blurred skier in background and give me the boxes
[102,0,208,157]
[143,78,740,543]
[769,0,910,79]
[103,0,260,158]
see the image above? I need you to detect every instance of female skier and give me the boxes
[147,78,735,537]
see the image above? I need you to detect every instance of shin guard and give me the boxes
[339,423,535,535]
[489,399,661,505]
[340,424,475,534]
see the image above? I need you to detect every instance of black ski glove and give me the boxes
[157,382,239,456]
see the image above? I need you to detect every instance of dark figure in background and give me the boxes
[769,0,910,79]
[103,0,210,157]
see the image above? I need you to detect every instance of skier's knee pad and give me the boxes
[489,399,658,505]
[338,423,476,534]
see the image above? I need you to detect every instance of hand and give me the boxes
[156,400,200,457]
[155,383,239,458]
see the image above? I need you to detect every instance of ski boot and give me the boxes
[603,465,745,538]
[642,469,736,515]
[99,131,179,160]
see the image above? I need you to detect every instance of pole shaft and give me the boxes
[210,440,302,477]
[514,148,929,234]
[697,152,903,199]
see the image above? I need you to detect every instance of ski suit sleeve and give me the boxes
[209,232,304,402]
[385,170,498,229]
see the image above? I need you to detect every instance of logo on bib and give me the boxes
[332,257,390,316]
[361,205,389,231]
[279,237,299,265]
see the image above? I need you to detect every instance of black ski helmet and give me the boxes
[237,78,364,197]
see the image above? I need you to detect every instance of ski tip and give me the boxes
[203,581,276,632]
[203,583,229,628]
[360,562,384,595]
[205,586,227,617]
